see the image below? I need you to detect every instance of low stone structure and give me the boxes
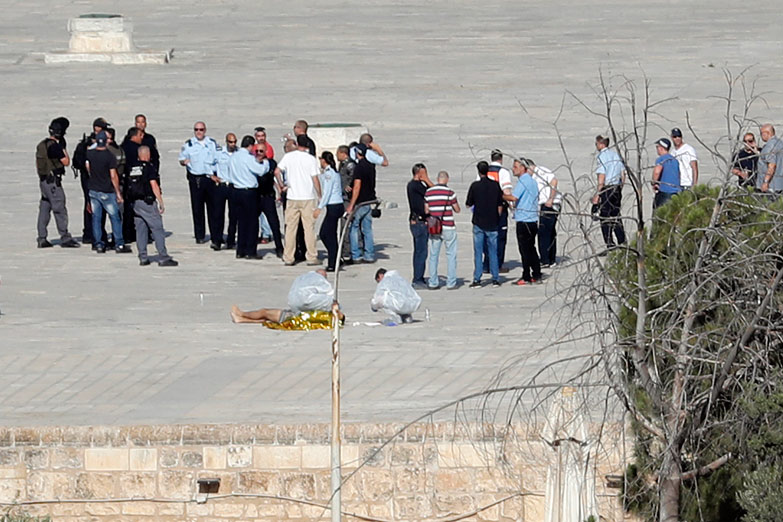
[44,14,169,64]
[307,123,368,157]
[0,422,629,521]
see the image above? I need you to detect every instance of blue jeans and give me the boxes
[89,190,123,249]
[350,205,374,261]
[410,222,428,283]
[473,225,498,282]
[429,227,457,288]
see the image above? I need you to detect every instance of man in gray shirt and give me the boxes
[757,124,783,194]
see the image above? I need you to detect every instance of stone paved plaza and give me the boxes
[1,0,782,427]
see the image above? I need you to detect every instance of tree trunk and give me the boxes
[659,451,681,522]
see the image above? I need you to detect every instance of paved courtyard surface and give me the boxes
[1,0,782,427]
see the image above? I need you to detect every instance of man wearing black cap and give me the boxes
[85,131,132,254]
[35,118,80,248]
[670,128,698,188]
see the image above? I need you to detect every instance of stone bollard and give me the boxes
[307,123,368,157]
[44,14,169,64]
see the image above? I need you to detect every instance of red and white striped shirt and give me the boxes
[425,185,458,229]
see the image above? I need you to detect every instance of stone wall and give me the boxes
[0,423,630,521]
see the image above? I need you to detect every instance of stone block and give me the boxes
[27,471,74,500]
[214,502,245,517]
[369,502,393,519]
[197,470,235,495]
[158,470,194,499]
[395,467,427,494]
[391,444,421,466]
[0,449,20,466]
[437,443,496,468]
[12,428,40,446]
[235,471,280,495]
[476,494,501,521]
[435,469,473,491]
[0,479,24,503]
[282,472,315,498]
[0,427,11,447]
[75,472,115,499]
[203,446,227,469]
[159,448,178,468]
[359,469,393,501]
[186,502,213,516]
[435,493,475,514]
[181,450,203,468]
[84,502,122,516]
[360,446,386,467]
[524,495,546,521]
[129,448,158,471]
[275,425,297,444]
[342,445,360,468]
[118,472,156,498]
[51,503,84,516]
[301,445,330,469]
[85,448,129,471]
[227,446,252,468]
[182,424,232,445]
[253,446,301,469]
[297,424,330,444]
[284,502,302,518]
[23,449,49,470]
[394,494,433,519]
[158,502,185,516]
[51,447,83,469]
[122,500,157,515]
[0,469,20,479]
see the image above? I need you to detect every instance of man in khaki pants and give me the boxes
[275,135,322,265]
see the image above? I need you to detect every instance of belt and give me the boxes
[233,186,256,191]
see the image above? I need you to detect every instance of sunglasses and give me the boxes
[744,139,755,143]
[194,127,206,131]
[227,140,237,144]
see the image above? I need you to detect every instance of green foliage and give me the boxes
[738,462,783,522]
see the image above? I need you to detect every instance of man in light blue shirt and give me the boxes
[217,133,238,249]
[592,135,627,249]
[508,158,541,285]
[228,135,270,260]
[349,133,389,167]
[178,121,220,245]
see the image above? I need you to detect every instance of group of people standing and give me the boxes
[177,119,388,271]
[406,150,561,289]
[35,114,177,266]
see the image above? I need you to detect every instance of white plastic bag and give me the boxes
[371,270,422,316]
[287,271,334,313]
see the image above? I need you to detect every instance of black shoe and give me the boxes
[326,266,336,272]
[244,254,264,260]
[37,239,53,248]
[342,259,355,266]
[159,259,179,267]
[106,239,115,249]
[196,238,209,244]
[139,259,151,266]
[225,242,236,250]
[360,258,376,264]
[61,238,80,248]
[96,246,106,254]
[276,249,284,259]
[115,245,132,254]
[492,280,501,288]
[469,281,482,288]
[210,242,221,251]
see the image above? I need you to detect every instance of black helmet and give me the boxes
[48,116,70,138]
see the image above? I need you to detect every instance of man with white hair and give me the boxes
[424,170,460,289]
[757,124,783,195]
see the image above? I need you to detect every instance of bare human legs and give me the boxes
[230,305,283,324]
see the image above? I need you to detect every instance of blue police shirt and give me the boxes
[596,147,624,186]
[349,147,384,165]
[217,149,234,183]
[318,166,344,208]
[512,173,539,223]
[228,148,269,189]
[656,153,681,194]
[178,136,218,175]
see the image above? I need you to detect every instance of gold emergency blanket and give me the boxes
[262,310,338,331]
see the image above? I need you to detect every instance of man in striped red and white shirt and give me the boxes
[424,171,461,289]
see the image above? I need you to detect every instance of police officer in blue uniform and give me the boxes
[227,135,271,259]
[178,121,219,244]
[217,133,239,249]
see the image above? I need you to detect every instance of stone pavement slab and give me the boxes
[0,0,782,426]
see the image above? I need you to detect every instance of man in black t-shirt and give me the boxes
[128,146,177,267]
[406,163,434,286]
[35,118,80,248]
[465,161,504,287]
[85,131,131,254]
[255,147,283,257]
[346,144,377,263]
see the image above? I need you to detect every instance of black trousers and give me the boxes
[210,182,230,246]
[258,194,283,252]
[234,187,259,257]
[187,173,213,242]
[538,204,559,265]
[484,207,508,270]
[516,221,541,281]
[320,203,344,269]
[599,185,626,247]
[226,186,238,247]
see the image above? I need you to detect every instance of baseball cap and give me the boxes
[95,131,108,146]
[655,138,671,150]
[354,143,368,156]
[93,117,110,130]
[670,128,683,138]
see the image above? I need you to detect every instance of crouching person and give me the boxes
[127,146,178,267]
[371,268,422,324]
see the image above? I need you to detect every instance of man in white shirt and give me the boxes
[526,158,561,267]
[670,127,698,188]
[274,135,322,265]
